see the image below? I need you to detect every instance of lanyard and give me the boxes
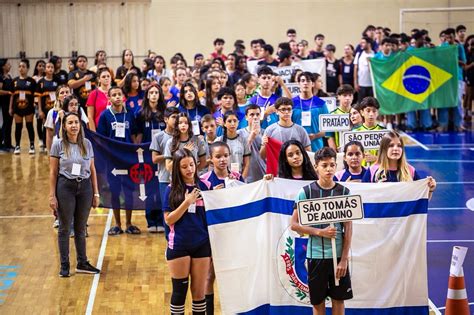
[299,96,313,111]
[256,94,271,108]
[109,108,126,124]
[186,106,199,120]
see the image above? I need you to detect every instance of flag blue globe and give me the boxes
[402,65,431,94]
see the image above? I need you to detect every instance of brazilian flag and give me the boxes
[370,45,458,115]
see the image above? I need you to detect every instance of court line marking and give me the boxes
[428,299,442,315]
[409,159,474,163]
[427,240,474,243]
[400,132,430,151]
[85,209,113,315]
[428,207,467,210]
[427,143,474,147]
[422,148,473,151]
[438,302,474,310]
[436,182,474,184]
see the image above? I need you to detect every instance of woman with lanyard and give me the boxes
[9,59,37,155]
[115,49,142,88]
[292,71,329,151]
[177,82,210,135]
[136,83,166,143]
[86,68,111,132]
[49,111,100,277]
[36,61,59,152]
[0,58,13,152]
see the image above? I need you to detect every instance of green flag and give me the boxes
[370,45,458,115]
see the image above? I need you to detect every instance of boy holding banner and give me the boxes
[291,147,353,315]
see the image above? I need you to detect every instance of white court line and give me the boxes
[400,132,430,151]
[436,182,474,184]
[427,240,474,243]
[409,159,474,163]
[428,207,467,211]
[423,148,472,151]
[429,299,442,315]
[438,302,474,310]
[85,209,113,315]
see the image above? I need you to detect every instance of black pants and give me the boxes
[0,103,13,148]
[56,176,93,265]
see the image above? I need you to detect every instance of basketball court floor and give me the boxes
[0,130,472,314]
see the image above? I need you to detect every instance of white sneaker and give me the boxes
[29,145,35,154]
[53,219,59,228]
[148,226,158,233]
[157,226,165,233]
[14,146,21,155]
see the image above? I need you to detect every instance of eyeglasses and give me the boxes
[278,107,293,113]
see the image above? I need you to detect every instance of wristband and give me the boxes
[94,193,100,197]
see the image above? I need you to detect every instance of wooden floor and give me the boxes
[0,129,221,314]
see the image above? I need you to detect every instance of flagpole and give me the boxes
[330,223,340,286]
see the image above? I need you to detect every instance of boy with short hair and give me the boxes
[149,106,179,234]
[353,96,385,165]
[248,66,279,127]
[96,86,140,236]
[260,97,311,159]
[239,104,266,183]
[209,38,227,62]
[291,147,353,315]
[201,114,218,144]
[309,34,325,59]
[327,84,354,151]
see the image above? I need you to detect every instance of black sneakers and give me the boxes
[59,263,70,277]
[76,261,100,274]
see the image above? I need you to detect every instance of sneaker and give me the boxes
[29,145,35,154]
[14,146,20,155]
[157,226,165,233]
[70,230,75,238]
[76,261,100,274]
[53,219,59,228]
[148,226,158,233]
[59,263,70,277]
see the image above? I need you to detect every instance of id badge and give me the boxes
[151,129,160,139]
[230,162,240,173]
[49,92,56,102]
[191,120,200,136]
[115,122,126,138]
[188,203,196,213]
[85,81,92,91]
[19,91,26,101]
[71,163,81,176]
[302,111,311,126]
[344,65,350,74]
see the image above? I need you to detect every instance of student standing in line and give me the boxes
[327,84,355,151]
[177,82,210,132]
[123,72,144,116]
[50,56,69,86]
[115,49,142,88]
[339,44,355,87]
[202,77,221,114]
[97,86,140,236]
[278,139,318,180]
[260,97,311,160]
[354,37,375,102]
[49,112,100,277]
[67,55,96,110]
[9,59,37,154]
[45,85,72,152]
[160,76,179,107]
[0,58,13,152]
[291,147,353,315]
[36,61,59,152]
[86,68,111,132]
[135,83,166,143]
[334,141,366,182]
[292,72,329,151]
[162,148,211,315]
[248,66,279,127]
[146,55,168,82]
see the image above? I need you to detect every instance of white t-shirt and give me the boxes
[354,50,375,87]
[44,108,90,142]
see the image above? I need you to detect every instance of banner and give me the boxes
[201,178,429,315]
[85,129,159,210]
[370,45,458,115]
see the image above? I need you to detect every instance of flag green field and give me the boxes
[370,45,458,115]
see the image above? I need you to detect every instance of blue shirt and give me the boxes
[441,42,467,80]
[200,170,244,188]
[362,165,420,182]
[97,107,136,143]
[334,168,367,182]
[125,91,144,116]
[214,110,246,137]
[374,51,393,60]
[162,181,211,250]
[291,95,329,151]
[248,93,279,129]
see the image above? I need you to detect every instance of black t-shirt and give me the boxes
[12,76,37,111]
[308,51,325,59]
[0,74,13,107]
[54,70,69,86]
[68,69,96,108]
[326,59,340,93]
[466,53,474,86]
[257,59,279,67]
[36,77,59,113]
[115,65,142,82]
[339,58,355,87]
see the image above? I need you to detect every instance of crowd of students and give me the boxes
[1,24,468,314]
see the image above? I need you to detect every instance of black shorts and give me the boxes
[307,258,353,305]
[13,103,35,117]
[166,240,212,261]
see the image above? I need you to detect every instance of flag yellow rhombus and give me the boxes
[381,56,452,104]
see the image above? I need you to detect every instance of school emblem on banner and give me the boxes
[276,227,311,304]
